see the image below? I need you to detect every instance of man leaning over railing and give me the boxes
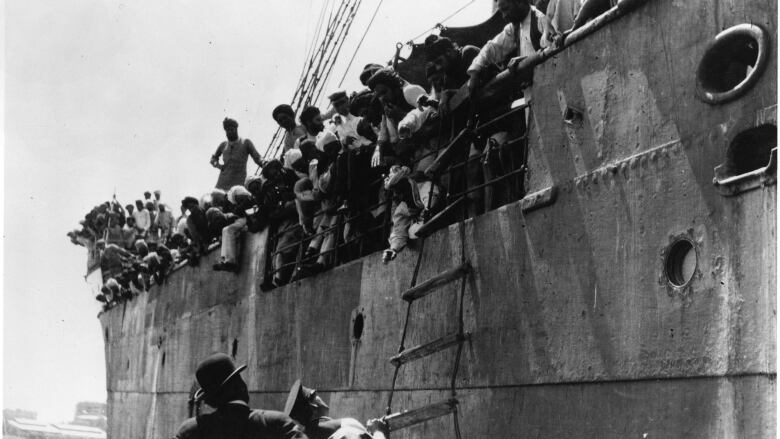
[258,159,300,290]
[293,132,343,278]
[366,68,427,169]
[466,0,551,99]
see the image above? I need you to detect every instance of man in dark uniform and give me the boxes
[175,353,308,439]
[283,380,371,439]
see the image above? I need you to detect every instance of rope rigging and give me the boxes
[262,0,478,161]
[406,0,477,44]
[263,0,363,160]
[311,0,363,106]
[336,0,385,88]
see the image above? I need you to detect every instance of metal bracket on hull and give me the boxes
[713,147,777,196]
[520,185,558,214]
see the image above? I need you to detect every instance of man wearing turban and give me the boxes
[272,104,308,154]
[210,118,263,190]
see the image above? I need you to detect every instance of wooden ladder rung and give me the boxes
[401,263,470,302]
[385,398,458,432]
[390,332,468,366]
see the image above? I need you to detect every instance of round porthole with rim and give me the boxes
[696,24,768,105]
[664,238,698,288]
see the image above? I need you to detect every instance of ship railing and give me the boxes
[479,0,649,100]
[190,0,653,287]
[263,99,529,286]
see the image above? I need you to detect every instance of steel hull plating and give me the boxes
[99,1,777,437]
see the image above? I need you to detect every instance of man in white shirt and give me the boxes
[133,199,151,237]
[326,90,371,151]
[326,89,375,215]
[467,0,550,97]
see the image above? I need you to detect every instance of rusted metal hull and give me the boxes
[98,0,776,437]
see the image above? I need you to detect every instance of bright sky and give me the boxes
[3,0,493,423]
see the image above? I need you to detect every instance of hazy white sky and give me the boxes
[3,0,492,422]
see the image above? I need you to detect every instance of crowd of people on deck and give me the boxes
[70,0,617,311]
[66,1,626,438]
[69,190,180,308]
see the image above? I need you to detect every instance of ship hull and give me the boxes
[100,0,776,437]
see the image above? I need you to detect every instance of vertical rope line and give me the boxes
[453,405,463,439]
[337,0,385,88]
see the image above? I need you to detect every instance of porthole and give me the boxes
[665,239,697,287]
[352,312,364,340]
[696,24,768,104]
[724,124,777,176]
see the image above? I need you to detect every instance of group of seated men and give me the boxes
[69,190,177,251]
[76,0,618,302]
[69,190,183,308]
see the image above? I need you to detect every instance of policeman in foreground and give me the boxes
[175,353,309,438]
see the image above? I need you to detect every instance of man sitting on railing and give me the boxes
[466,0,551,99]
[213,183,258,273]
[382,165,441,263]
